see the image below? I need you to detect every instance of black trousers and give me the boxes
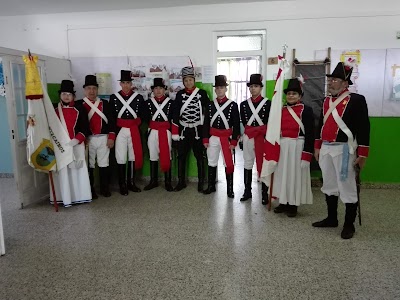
[177,126,206,160]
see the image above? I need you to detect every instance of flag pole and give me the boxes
[49,171,59,212]
[268,44,288,211]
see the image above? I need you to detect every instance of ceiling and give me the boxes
[0,0,283,17]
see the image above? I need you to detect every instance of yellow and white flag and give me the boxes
[24,55,73,172]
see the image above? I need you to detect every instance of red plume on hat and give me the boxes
[344,58,356,71]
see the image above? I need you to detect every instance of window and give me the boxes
[215,30,266,103]
[217,35,263,52]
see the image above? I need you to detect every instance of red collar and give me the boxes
[251,95,262,103]
[217,96,228,104]
[332,88,349,98]
[120,90,133,97]
[154,95,166,102]
[185,88,196,93]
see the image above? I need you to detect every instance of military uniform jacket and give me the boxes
[240,96,271,128]
[315,89,370,157]
[281,103,315,161]
[143,96,173,124]
[171,88,210,136]
[203,97,241,146]
[54,101,91,143]
[110,90,146,125]
[75,98,116,140]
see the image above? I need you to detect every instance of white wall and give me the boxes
[0,0,400,78]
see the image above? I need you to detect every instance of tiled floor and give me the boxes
[0,168,399,299]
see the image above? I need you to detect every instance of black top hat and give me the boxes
[181,66,195,78]
[247,74,264,87]
[284,78,304,95]
[213,75,229,87]
[119,70,132,82]
[151,78,167,89]
[58,80,75,94]
[326,62,353,85]
[83,75,98,88]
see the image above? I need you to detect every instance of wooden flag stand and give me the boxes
[49,171,59,212]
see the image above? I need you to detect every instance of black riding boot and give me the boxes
[99,167,111,197]
[197,159,205,193]
[226,169,234,198]
[261,182,269,205]
[89,167,98,199]
[118,164,128,196]
[174,156,187,191]
[127,161,141,192]
[240,169,252,202]
[144,161,159,191]
[203,166,217,195]
[164,168,173,192]
[312,195,339,227]
[341,202,358,239]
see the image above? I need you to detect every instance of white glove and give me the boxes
[67,138,80,147]
[301,160,310,169]
[172,134,180,141]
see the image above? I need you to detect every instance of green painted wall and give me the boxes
[47,83,60,103]
[265,79,400,184]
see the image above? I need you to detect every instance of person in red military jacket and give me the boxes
[142,78,174,191]
[262,77,314,217]
[76,75,116,199]
[203,75,240,198]
[51,80,92,207]
[312,61,370,239]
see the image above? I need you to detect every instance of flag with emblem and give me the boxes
[260,55,287,184]
[24,54,73,172]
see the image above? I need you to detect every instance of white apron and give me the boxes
[50,143,92,207]
[267,138,313,206]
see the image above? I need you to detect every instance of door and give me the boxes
[2,55,49,208]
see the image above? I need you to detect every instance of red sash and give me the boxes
[117,118,143,169]
[210,128,234,174]
[149,121,171,172]
[244,125,267,177]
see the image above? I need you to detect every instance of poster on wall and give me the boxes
[96,73,113,96]
[0,58,6,97]
[316,49,387,117]
[71,56,192,100]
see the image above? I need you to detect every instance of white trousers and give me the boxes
[243,134,256,170]
[148,129,172,161]
[206,135,231,168]
[88,135,109,168]
[319,143,358,204]
[115,127,135,164]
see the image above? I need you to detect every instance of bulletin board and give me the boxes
[315,49,400,117]
[71,56,193,100]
